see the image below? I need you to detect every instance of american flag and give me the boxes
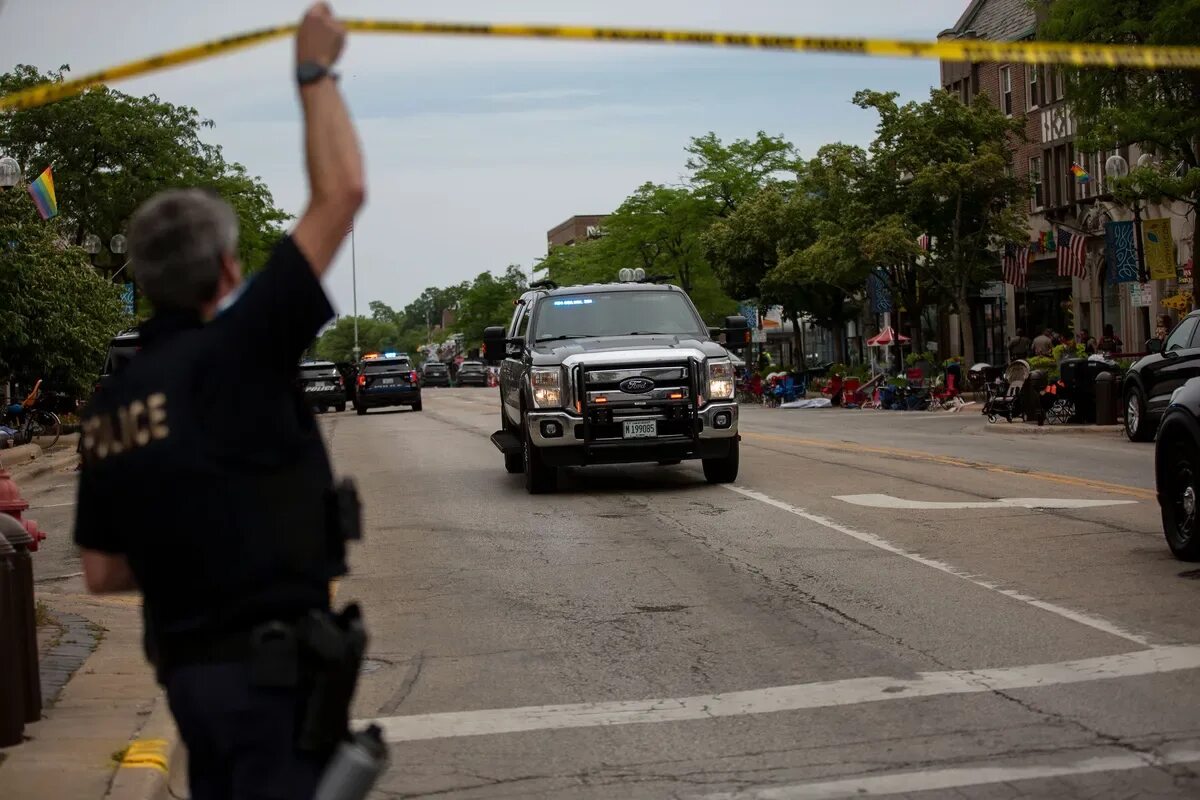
[1002,244,1029,288]
[1056,228,1088,278]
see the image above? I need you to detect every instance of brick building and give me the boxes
[547,215,607,250]
[940,0,1191,358]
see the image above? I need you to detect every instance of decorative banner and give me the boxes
[121,283,135,315]
[1105,220,1140,284]
[1141,218,1176,281]
[1181,258,1194,287]
[867,268,892,314]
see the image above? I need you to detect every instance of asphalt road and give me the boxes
[313,388,1197,799]
[18,391,1194,799]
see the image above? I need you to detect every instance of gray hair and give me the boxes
[129,189,239,311]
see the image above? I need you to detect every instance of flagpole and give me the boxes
[351,224,359,361]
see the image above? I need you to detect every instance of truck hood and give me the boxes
[530,335,729,366]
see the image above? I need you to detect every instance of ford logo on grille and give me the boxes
[619,377,655,394]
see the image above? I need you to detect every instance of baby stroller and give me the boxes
[982,360,1030,423]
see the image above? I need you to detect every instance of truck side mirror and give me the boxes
[1146,338,1163,354]
[482,326,509,365]
[722,315,751,352]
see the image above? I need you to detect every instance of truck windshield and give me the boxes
[533,291,704,342]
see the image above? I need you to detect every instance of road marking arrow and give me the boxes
[833,494,1137,510]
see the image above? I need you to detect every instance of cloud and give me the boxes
[485,88,605,103]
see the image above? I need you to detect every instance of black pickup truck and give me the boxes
[484,276,748,494]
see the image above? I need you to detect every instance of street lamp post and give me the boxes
[1106,153,1152,284]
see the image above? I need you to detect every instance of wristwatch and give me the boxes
[297,60,337,87]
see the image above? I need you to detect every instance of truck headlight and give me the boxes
[707,359,735,401]
[531,367,562,408]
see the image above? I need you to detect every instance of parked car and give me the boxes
[422,361,451,387]
[456,360,488,387]
[1124,309,1200,441]
[297,360,346,412]
[355,353,422,414]
[1155,376,1200,559]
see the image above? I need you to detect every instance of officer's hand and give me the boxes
[297,3,346,69]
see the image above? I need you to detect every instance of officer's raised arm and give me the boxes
[290,2,365,276]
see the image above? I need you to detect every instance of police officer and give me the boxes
[73,4,365,798]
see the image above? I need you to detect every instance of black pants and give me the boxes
[166,662,327,800]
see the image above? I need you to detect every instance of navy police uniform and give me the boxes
[73,237,347,800]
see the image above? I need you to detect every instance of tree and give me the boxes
[0,187,131,395]
[853,90,1026,362]
[314,317,399,363]
[703,185,816,364]
[685,131,802,216]
[1042,0,1200,302]
[455,266,528,344]
[0,65,289,276]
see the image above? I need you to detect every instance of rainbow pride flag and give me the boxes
[1070,162,1091,184]
[27,166,57,220]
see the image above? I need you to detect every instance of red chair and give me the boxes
[841,378,862,406]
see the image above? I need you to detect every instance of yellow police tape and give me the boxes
[3,19,1200,112]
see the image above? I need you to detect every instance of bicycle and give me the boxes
[2,380,63,449]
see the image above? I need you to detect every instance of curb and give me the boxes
[981,421,1125,436]
[105,692,182,800]
[11,449,79,482]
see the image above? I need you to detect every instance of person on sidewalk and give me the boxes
[1097,323,1124,355]
[1032,328,1054,358]
[72,5,366,799]
[1007,328,1031,362]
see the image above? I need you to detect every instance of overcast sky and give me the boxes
[0,0,967,315]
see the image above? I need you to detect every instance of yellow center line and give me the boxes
[741,430,1156,500]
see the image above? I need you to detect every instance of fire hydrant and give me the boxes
[0,467,46,551]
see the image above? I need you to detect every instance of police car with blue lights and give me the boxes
[484,269,749,494]
[354,352,422,415]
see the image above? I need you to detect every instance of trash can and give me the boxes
[0,533,24,747]
[1095,371,1118,426]
[1059,358,1089,422]
[1024,369,1048,424]
[0,517,40,722]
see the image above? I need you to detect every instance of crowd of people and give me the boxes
[1007,314,1175,363]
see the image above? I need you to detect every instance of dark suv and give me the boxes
[422,361,451,387]
[1124,310,1200,441]
[297,360,346,412]
[355,354,422,414]
[94,329,141,399]
[457,360,487,387]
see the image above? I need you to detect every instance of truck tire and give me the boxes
[1124,386,1152,442]
[412,400,423,412]
[356,404,367,416]
[335,402,346,413]
[702,439,739,484]
[523,425,557,494]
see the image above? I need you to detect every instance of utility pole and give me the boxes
[351,222,360,361]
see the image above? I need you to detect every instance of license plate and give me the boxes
[380,378,394,385]
[622,419,657,439]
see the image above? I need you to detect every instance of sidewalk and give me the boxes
[0,440,181,800]
[982,420,1126,437]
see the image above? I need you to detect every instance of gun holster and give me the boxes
[295,603,368,754]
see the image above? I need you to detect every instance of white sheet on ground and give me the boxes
[780,398,832,409]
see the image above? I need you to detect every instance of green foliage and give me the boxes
[0,188,131,394]
[455,265,527,344]
[0,65,289,277]
[906,351,936,367]
[314,317,400,364]
[1028,356,1058,379]
[1052,343,1086,362]
[685,131,801,215]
